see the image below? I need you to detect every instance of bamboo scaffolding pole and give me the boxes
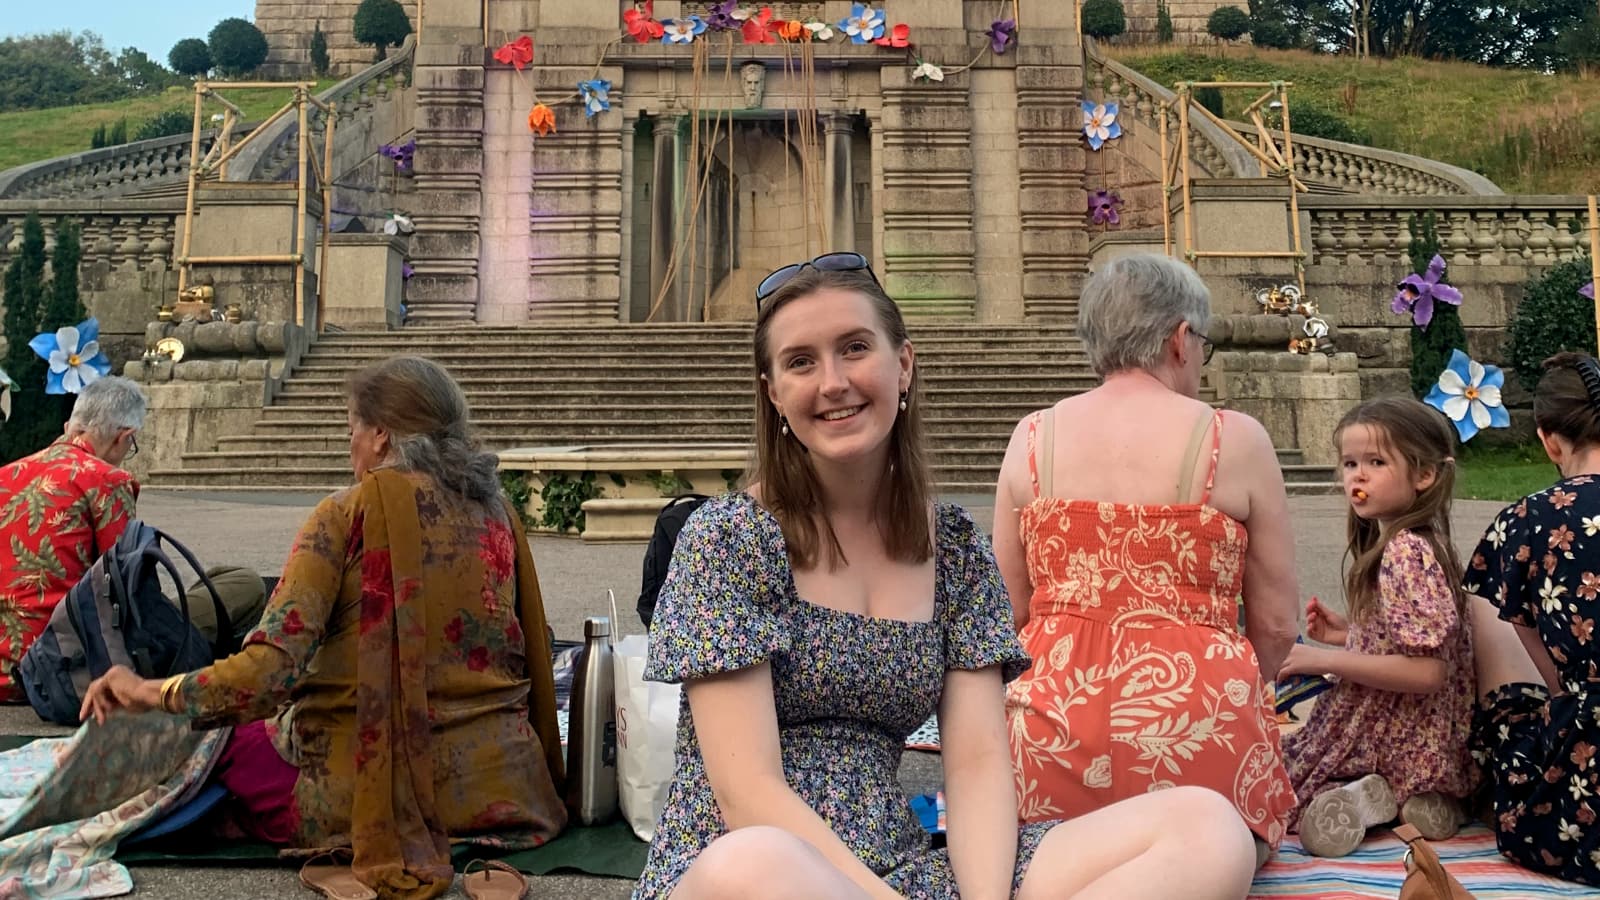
[295,86,310,328]
[179,254,303,265]
[482,0,490,48]
[318,104,336,331]
[1178,91,1195,259]
[204,81,313,90]
[177,85,207,299]
[1159,108,1172,255]
[1238,87,1280,119]
[1280,85,1307,295]
[1589,195,1600,343]
[1178,91,1306,190]
[198,102,297,176]
[216,109,238,179]
[1190,250,1306,259]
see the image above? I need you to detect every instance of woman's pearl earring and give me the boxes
[780,416,790,436]
[899,392,908,412]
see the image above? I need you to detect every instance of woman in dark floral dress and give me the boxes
[1466,352,1600,887]
[634,258,1258,900]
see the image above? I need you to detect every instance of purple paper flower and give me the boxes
[1391,254,1462,329]
[987,18,1016,55]
[1088,189,1123,226]
[402,262,415,279]
[379,137,415,174]
[1583,281,1595,301]
[705,1,741,31]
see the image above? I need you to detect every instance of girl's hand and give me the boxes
[1305,596,1349,646]
[79,665,161,724]
[1276,643,1330,681]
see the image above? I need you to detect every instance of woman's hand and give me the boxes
[1276,643,1332,681]
[1304,596,1349,646]
[79,665,163,724]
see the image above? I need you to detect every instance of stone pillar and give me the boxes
[407,0,487,323]
[649,115,679,321]
[824,113,856,254]
[879,67,976,318]
[1015,13,1090,320]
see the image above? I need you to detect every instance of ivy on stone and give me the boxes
[1405,211,1468,399]
[540,471,600,534]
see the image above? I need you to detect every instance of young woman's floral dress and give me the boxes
[1466,477,1600,886]
[634,493,1054,899]
[1282,529,1478,829]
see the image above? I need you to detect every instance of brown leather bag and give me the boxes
[1396,824,1478,900]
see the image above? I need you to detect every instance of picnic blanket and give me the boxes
[1250,825,1597,899]
[0,715,228,899]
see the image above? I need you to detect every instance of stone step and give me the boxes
[289,353,1095,371]
[272,373,1101,396]
[254,402,1089,424]
[242,423,1025,441]
[307,333,1084,351]
[320,324,1076,338]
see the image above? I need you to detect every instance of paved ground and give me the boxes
[0,488,1511,898]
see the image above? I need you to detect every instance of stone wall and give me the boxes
[1119,0,1240,45]
[256,0,421,77]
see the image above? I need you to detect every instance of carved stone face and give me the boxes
[741,63,766,108]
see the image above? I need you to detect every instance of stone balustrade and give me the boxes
[0,201,181,272]
[1230,123,1499,197]
[1084,40,1255,180]
[1303,195,1593,267]
[0,126,253,201]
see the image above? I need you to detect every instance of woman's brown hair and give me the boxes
[1534,352,1600,451]
[1335,396,1465,624]
[346,355,501,504]
[750,266,932,570]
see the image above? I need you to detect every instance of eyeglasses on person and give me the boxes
[755,252,882,307]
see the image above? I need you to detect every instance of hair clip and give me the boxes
[1575,356,1600,410]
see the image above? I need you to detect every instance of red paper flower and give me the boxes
[493,35,533,70]
[742,7,776,44]
[874,23,910,48]
[624,2,666,42]
[528,103,556,136]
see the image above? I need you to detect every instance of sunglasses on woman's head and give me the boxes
[755,252,882,307]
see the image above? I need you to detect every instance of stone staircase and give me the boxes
[145,324,1339,495]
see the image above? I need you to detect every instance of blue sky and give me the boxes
[4,0,257,57]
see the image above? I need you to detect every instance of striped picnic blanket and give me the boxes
[1251,824,1597,899]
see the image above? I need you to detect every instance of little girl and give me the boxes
[1278,396,1478,858]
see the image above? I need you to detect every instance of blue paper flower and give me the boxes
[840,3,886,44]
[28,318,112,395]
[579,79,612,117]
[1082,101,1121,150]
[1424,349,1509,443]
[661,16,708,43]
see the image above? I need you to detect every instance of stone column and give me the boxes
[1015,13,1090,320]
[824,112,856,254]
[649,115,680,321]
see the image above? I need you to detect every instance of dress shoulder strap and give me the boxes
[1025,409,1055,499]
[1175,410,1225,505]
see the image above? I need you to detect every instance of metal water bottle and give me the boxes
[566,616,618,824]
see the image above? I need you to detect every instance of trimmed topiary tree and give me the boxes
[1156,0,1175,43]
[1405,212,1468,399]
[353,0,413,62]
[310,22,330,76]
[1080,0,1127,40]
[1207,6,1251,44]
[1,214,50,461]
[209,18,269,78]
[1507,254,1598,392]
[168,38,213,78]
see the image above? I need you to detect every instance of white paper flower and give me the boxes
[384,213,415,235]
[0,365,11,422]
[804,21,834,41]
[912,61,944,82]
[1423,349,1509,443]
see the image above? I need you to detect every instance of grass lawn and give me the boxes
[1107,45,1600,194]
[0,80,338,174]
[1455,443,1558,503]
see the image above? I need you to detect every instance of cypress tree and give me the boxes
[0,214,52,460]
[1406,211,1468,399]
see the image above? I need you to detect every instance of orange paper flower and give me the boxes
[776,19,805,41]
[874,23,910,48]
[528,103,556,136]
[493,35,534,70]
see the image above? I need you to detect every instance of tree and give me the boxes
[108,48,180,94]
[1208,6,1252,43]
[310,22,330,77]
[1263,0,1588,68]
[1405,212,1468,400]
[1507,254,1598,391]
[169,38,213,78]
[108,119,127,146]
[0,215,52,461]
[1080,0,1127,40]
[1157,0,1176,43]
[1248,0,1301,48]
[134,108,194,142]
[0,31,131,111]
[208,17,269,78]
[89,123,108,150]
[353,0,413,62]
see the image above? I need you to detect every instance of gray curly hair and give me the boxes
[1077,254,1212,377]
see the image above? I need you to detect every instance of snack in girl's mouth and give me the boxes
[1353,489,1368,501]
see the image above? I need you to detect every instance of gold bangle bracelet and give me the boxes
[159,675,184,715]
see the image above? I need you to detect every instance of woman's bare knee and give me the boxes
[672,827,837,900]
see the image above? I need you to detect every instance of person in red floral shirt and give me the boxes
[0,376,145,701]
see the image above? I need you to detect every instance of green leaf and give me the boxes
[9,535,67,584]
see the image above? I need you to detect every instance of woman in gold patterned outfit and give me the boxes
[991,254,1300,853]
[81,356,566,900]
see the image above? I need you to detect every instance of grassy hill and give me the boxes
[1108,46,1600,195]
[0,81,337,175]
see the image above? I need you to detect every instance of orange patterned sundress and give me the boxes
[1004,410,1294,846]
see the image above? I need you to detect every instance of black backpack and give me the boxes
[637,494,709,628]
[18,521,236,725]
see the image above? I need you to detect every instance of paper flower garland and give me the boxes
[987,18,1017,54]
[662,16,709,43]
[528,103,556,135]
[912,61,944,82]
[1424,350,1509,443]
[29,318,111,395]
[841,3,886,44]
[1088,189,1123,226]
[625,2,665,41]
[1392,254,1462,329]
[378,138,415,174]
[804,21,835,41]
[383,213,415,235]
[705,0,741,31]
[875,23,911,48]
[579,80,612,117]
[492,36,534,70]
[1082,101,1122,150]
[741,7,776,43]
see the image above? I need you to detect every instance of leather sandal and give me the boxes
[299,851,376,900]
[461,859,528,900]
